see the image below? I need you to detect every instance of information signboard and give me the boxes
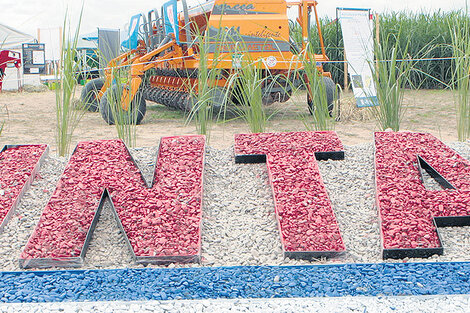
[338,8,378,107]
[22,43,46,75]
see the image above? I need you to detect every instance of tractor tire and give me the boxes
[99,85,147,125]
[183,93,196,111]
[308,76,337,117]
[210,87,228,113]
[81,78,105,112]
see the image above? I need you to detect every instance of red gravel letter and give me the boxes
[20,137,204,268]
[375,132,470,258]
[235,131,345,259]
[0,145,48,232]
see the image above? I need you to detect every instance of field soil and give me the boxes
[0,88,459,152]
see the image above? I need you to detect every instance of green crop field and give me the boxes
[291,10,470,90]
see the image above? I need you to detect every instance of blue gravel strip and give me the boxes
[1,262,470,303]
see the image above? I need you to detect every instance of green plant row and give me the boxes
[291,10,470,90]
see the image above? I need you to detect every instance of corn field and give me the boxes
[293,10,470,89]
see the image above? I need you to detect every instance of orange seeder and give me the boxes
[82,0,334,124]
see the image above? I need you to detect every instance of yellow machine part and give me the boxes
[180,0,327,71]
[207,0,290,41]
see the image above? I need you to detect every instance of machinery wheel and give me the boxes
[308,76,336,117]
[269,76,293,105]
[210,87,228,113]
[99,85,147,125]
[81,78,105,112]
[183,93,196,111]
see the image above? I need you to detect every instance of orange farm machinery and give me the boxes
[81,0,335,124]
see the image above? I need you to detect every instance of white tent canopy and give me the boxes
[0,23,36,50]
[0,24,40,91]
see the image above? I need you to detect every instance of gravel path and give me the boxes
[1,295,470,312]
[1,141,470,271]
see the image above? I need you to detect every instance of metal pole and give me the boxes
[313,3,326,57]
[375,12,380,80]
[338,9,348,91]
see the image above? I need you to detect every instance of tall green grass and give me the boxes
[228,56,268,133]
[187,17,277,136]
[55,9,86,156]
[376,11,455,89]
[370,31,413,131]
[298,44,335,131]
[185,14,235,141]
[223,30,289,133]
[291,11,467,89]
[91,35,142,147]
[294,18,346,89]
[102,72,139,147]
[186,28,226,140]
[450,10,470,141]
[0,105,8,137]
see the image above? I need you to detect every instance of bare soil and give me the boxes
[0,87,458,152]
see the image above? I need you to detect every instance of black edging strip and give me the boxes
[285,251,343,260]
[235,154,266,164]
[235,151,345,164]
[383,217,444,259]
[417,155,456,190]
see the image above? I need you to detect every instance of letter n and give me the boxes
[20,136,204,268]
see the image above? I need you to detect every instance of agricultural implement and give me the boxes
[81,0,335,124]
[0,50,21,92]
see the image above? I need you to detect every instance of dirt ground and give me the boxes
[0,87,459,152]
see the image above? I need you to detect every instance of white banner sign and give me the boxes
[338,8,378,107]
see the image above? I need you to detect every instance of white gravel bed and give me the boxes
[1,141,470,271]
[1,295,470,312]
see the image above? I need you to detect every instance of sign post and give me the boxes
[337,8,378,107]
[21,43,46,75]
